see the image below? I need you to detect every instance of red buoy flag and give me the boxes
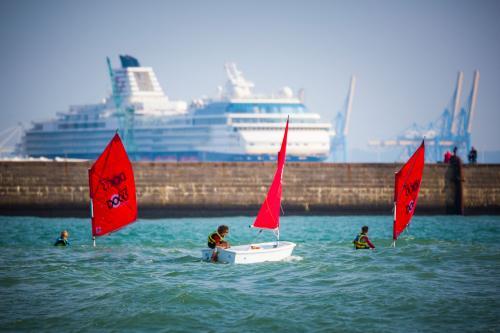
[88,133,137,237]
[393,141,425,241]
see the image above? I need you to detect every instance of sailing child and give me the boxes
[207,225,230,262]
[353,226,375,250]
[54,230,70,246]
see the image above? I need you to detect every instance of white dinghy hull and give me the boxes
[201,241,296,264]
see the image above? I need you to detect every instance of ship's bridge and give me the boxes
[107,55,187,116]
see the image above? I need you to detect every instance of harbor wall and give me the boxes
[0,161,499,217]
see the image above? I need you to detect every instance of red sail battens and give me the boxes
[252,118,289,230]
[393,141,425,241]
[88,133,137,237]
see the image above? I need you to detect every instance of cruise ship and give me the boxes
[21,56,332,161]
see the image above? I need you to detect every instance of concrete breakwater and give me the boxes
[0,161,499,217]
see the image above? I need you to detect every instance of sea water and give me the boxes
[0,215,498,332]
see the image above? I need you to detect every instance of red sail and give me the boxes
[88,133,137,237]
[252,118,289,230]
[393,141,425,240]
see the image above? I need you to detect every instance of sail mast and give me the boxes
[392,202,397,247]
[90,196,96,246]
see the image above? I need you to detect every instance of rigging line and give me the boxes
[0,126,17,137]
[405,222,412,235]
[278,183,285,216]
[251,229,263,244]
[0,127,20,147]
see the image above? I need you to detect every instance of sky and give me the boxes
[1,0,499,153]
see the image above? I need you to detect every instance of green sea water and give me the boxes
[0,215,498,332]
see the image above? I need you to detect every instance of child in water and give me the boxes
[353,226,375,249]
[54,230,70,246]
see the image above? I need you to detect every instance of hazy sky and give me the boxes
[1,0,499,151]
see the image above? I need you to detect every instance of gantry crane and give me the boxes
[331,76,356,162]
[369,71,479,162]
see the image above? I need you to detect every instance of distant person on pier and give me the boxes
[444,150,452,163]
[450,146,461,165]
[353,226,375,250]
[54,230,70,246]
[468,147,478,164]
[207,225,230,262]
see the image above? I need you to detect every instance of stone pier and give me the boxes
[0,161,499,217]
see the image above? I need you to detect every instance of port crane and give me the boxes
[331,76,356,162]
[369,71,479,162]
[0,124,24,158]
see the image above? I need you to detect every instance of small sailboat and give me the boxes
[392,140,425,246]
[202,118,296,264]
[88,133,137,245]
